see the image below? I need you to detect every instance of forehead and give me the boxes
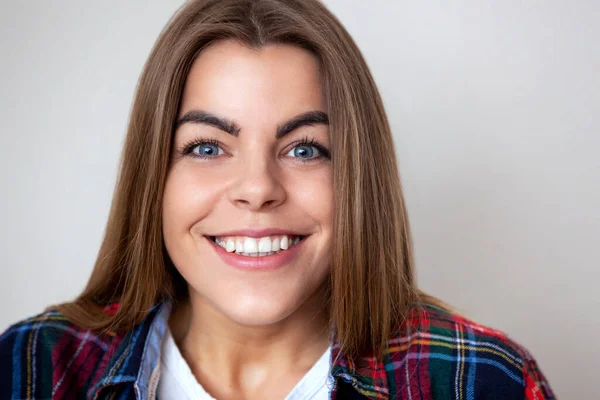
[179,40,326,119]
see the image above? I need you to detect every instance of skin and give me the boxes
[162,40,334,399]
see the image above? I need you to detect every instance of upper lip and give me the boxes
[207,228,307,238]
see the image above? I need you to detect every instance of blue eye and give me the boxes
[286,144,321,160]
[180,137,330,161]
[189,141,224,158]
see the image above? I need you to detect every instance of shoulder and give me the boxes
[0,307,115,360]
[0,308,121,399]
[0,308,75,367]
[384,302,556,399]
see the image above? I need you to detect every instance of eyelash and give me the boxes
[178,136,331,162]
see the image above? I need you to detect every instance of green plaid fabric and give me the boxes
[0,301,555,399]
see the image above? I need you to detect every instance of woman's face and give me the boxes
[162,40,333,326]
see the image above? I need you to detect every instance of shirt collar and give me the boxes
[89,303,169,399]
[97,301,389,400]
[135,302,172,399]
[330,342,390,398]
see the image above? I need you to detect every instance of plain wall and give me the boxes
[1,1,598,397]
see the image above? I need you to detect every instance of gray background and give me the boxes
[1,1,598,397]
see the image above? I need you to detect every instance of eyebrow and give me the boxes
[175,109,329,138]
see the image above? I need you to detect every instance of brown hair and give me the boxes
[56,0,430,358]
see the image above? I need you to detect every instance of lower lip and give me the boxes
[206,236,307,271]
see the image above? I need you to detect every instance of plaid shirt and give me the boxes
[0,301,555,399]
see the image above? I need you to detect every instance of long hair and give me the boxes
[56,0,427,358]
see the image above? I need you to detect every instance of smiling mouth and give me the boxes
[207,234,306,257]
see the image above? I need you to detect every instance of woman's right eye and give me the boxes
[184,140,225,159]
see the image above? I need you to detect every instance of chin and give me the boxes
[191,284,304,327]
[224,309,292,327]
[220,293,302,327]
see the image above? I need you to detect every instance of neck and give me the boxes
[168,285,331,398]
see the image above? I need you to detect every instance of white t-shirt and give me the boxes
[157,328,332,399]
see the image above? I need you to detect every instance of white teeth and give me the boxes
[226,238,235,252]
[271,237,280,252]
[258,237,271,253]
[243,237,258,253]
[280,236,289,250]
[212,234,303,256]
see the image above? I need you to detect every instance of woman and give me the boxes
[0,0,555,399]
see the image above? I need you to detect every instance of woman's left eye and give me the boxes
[285,144,322,160]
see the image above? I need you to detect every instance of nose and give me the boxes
[227,153,286,211]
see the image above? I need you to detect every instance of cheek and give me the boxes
[162,164,227,232]
[291,168,334,227]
